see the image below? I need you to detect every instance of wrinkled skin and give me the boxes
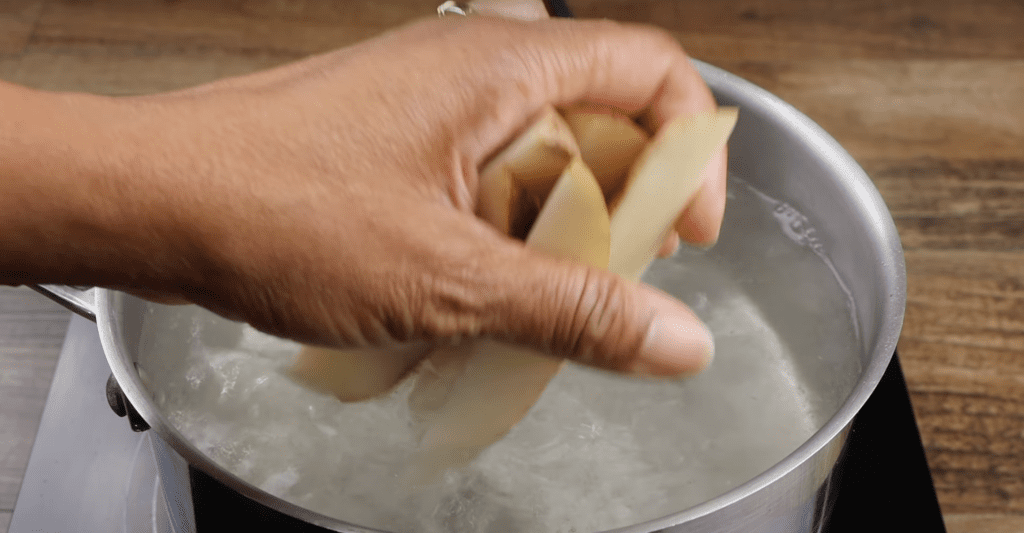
[0,12,725,376]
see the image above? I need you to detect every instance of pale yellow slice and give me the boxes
[477,106,580,236]
[609,108,739,281]
[290,344,429,402]
[562,107,649,201]
[524,157,611,265]
[407,108,738,480]
[406,157,610,482]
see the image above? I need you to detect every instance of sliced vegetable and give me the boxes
[406,157,610,481]
[289,104,740,484]
[562,106,649,201]
[609,108,739,281]
[477,106,580,236]
[290,344,428,402]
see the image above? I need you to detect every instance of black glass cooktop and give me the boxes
[822,353,946,532]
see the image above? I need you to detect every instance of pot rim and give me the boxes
[98,60,907,532]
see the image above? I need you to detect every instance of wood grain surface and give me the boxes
[946,513,1024,533]
[0,1,42,54]
[575,0,1024,60]
[1,0,1022,530]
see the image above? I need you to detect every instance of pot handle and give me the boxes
[106,372,151,432]
[30,284,97,321]
[31,285,150,430]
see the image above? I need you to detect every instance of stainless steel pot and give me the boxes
[35,61,906,533]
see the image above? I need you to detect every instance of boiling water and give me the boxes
[137,177,860,533]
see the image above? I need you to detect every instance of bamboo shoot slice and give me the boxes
[408,108,739,479]
[609,107,739,281]
[562,107,649,201]
[291,106,739,480]
[406,157,610,481]
[477,106,580,235]
[290,344,429,402]
[524,157,612,265]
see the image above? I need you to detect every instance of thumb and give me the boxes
[486,245,715,377]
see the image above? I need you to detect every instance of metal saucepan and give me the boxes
[35,60,905,532]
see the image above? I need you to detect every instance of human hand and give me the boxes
[14,14,725,376]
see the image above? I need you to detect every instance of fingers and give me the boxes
[526,19,717,132]
[473,239,714,376]
[452,0,716,130]
[450,17,725,246]
[530,23,727,248]
[565,23,726,248]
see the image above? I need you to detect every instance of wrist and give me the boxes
[0,84,213,296]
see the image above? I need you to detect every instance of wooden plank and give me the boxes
[0,287,69,510]
[0,43,297,95]
[33,0,435,56]
[33,0,1024,61]
[868,159,1024,220]
[23,9,1024,162]
[711,60,1024,161]
[861,159,1024,251]
[899,250,1024,514]
[945,514,1024,533]
[572,0,1024,60]
[0,0,43,55]
[894,217,1024,253]
[22,5,1024,163]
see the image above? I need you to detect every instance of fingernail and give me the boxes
[632,291,714,377]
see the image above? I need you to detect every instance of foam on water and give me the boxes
[137,177,860,532]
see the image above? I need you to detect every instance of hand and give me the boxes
[4,15,724,376]
[463,0,726,256]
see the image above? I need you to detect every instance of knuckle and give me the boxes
[404,256,490,344]
[556,268,648,371]
[374,218,509,346]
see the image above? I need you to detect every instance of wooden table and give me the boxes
[1,1,1022,531]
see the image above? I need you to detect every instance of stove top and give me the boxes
[822,354,946,532]
[11,316,946,532]
[10,316,168,532]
